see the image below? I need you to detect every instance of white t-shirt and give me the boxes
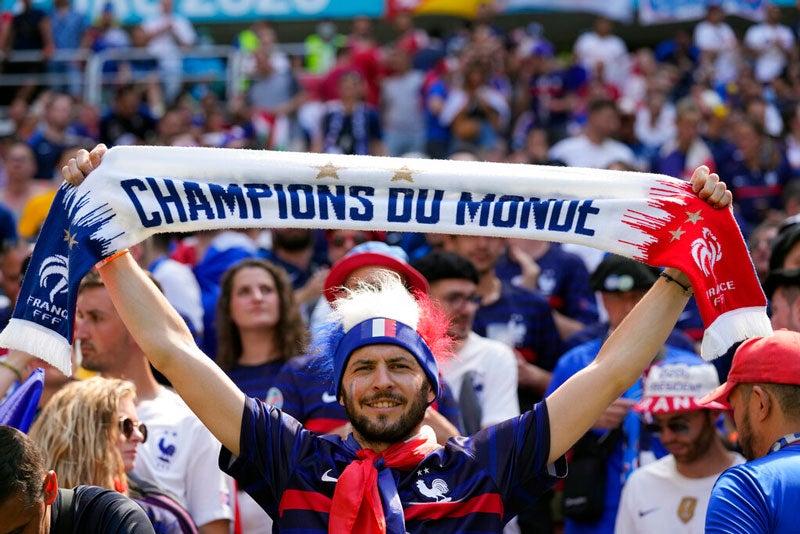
[440,332,520,429]
[693,21,739,84]
[134,387,233,527]
[573,31,629,87]
[549,134,636,169]
[744,22,795,83]
[615,453,745,534]
[142,14,196,60]
[150,257,204,335]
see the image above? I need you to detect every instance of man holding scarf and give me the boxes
[62,146,732,532]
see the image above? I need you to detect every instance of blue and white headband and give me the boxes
[332,317,440,401]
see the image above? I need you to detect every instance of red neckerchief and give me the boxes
[329,427,440,534]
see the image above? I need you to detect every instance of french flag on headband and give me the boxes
[370,318,397,338]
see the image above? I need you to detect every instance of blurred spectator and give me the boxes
[17,146,80,241]
[48,0,87,97]
[0,142,50,216]
[748,219,782,283]
[654,29,699,101]
[634,85,676,158]
[512,38,577,146]
[421,58,455,159]
[247,25,306,151]
[573,15,629,90]
[651,97,716,180]
[744,93,784,138]
[549,98,636,168]
[693,4,740,89]
[346,16,382,106]
[314,70,385,155]
[439,58,510,158]
[785,103,800,174]
[304,19,345,75]
[380,45,425,156]
[508,127,565,165]
[390,9,428,57]
[744,3,795,85]
[0,0,54,104]
[80,2,132,83]
[722,116,792,235]
[138,0,197,104]
[99,84,157,146]
[27,92,93,179]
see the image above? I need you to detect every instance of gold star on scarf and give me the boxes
[391,165,417,183]
[63,229,78,249]
[685,210,704,224]
[669,227,686,242]
[313,162,343,180]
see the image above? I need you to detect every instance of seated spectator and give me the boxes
[29,376,194,532]
[0,425,154,532]
[80,1,132,83]
[27,92,93,180]
[0,142,51,217]
[616,359,744,533]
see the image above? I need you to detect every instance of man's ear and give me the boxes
[43,471,58,506]
[751,385,772,422]
[426,387,436,405]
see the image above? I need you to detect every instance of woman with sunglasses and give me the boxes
[28,376,193,533]
[214,258,308,531]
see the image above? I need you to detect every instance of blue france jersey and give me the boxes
[268,354,463,435]
[220,397,565,532]
[706,442,800,533]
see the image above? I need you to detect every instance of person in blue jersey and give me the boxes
[269,241,462,442]
[62,145,731,533]
[546,254,704,534]
[699,329,800,534]
[215,258,308,400]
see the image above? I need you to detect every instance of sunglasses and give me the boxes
[644,419,691,436]
[118,417,148,443]
[330,234,368,248]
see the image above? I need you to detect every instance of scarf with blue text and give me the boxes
[0,146,771,375]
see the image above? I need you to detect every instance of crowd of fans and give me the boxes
[1,2,800,533]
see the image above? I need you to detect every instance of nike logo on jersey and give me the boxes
[638,507,659,517]
[321,469,338,483]
[322,392,338,403]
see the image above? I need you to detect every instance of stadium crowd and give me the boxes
[1,2,800,533]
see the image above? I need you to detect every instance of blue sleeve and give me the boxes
[219,397,314,517]
[368,108,382,140]
[705,469,771,534]
[434,378,464,433]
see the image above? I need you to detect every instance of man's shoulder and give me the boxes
[63,486,154,531]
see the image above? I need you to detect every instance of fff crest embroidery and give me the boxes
[690,227,722,278]
[677,496,697,524]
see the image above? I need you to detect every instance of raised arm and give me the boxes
[64,145,246,456]
[545,166,731,464]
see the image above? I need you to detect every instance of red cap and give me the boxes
[324,241,429,303]
[699,329,800,408]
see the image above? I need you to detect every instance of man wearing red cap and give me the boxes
[699,329,800,533]
[615,360,744,533]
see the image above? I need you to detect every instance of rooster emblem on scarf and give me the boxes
[39,255,69,301]
[415,478,451,502]
[690,228,722,278]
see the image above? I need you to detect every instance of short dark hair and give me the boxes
[411,251,480,285]
[0,426,46,507]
